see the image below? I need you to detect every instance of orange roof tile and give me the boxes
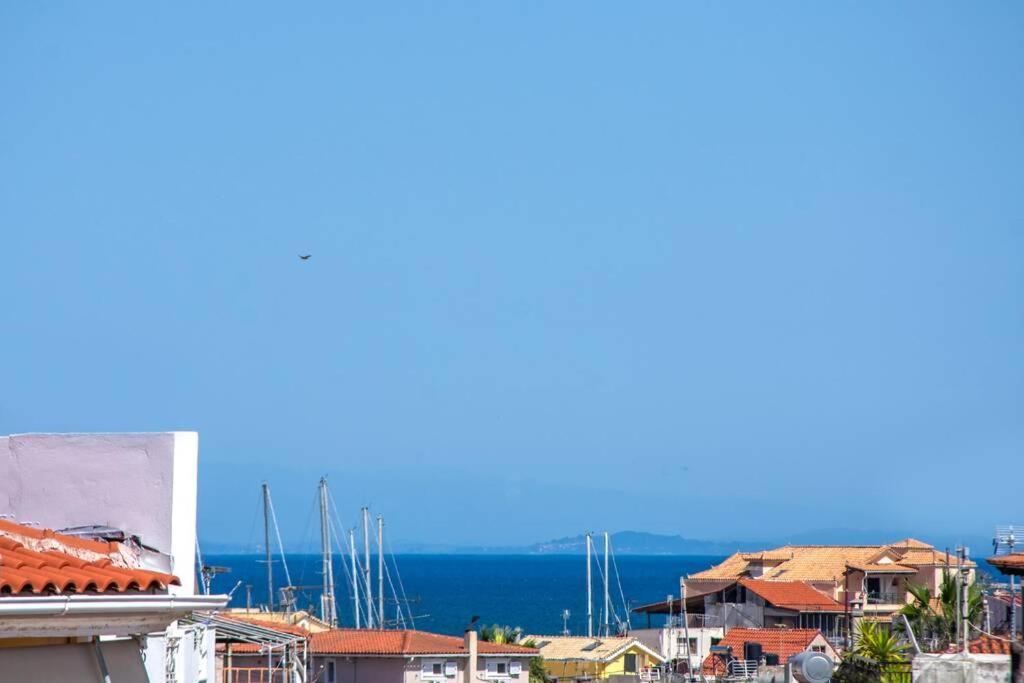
[0,519,179,595]
[739,580,844,612]
[968,634,1017,655]
[701,628,824,674]
[310,630,537,656]
[988,553,1024,575]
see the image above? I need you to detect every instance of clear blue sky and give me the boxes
[2,3,1022,549]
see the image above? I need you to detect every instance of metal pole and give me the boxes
[363,507,373,627]
[961,547,971,654]
[681,581,693,681]
[319,478,337,626]
[378,514,385,628]
[1011,529,1018,642]
[350,528,360,628]
[603,532,610,637]
[586,532,593,638]
[263,483,274,611]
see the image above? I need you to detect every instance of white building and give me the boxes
[0,432,228,682]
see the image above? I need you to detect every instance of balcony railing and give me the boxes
[666,614,723,629]
[866,590,902,605]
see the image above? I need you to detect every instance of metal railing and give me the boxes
[866,590,902,605]
[667,614,723,629]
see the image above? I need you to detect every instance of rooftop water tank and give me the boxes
[788,651,834,683]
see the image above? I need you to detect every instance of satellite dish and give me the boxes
[788,652,834,683]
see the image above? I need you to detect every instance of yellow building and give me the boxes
[522,636,665,682]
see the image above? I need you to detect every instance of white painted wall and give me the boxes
[0,432,199,595]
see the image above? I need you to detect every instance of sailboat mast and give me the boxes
[319,478,337,626]
[362,507,373,627]
[586,532,593,638]
[377,515,385,628]
[603,531,610,636]
[350,528,360,628]
[262,483,273,611]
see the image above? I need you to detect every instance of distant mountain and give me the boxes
[527,530,764,555]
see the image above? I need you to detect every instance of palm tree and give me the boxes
[479,624,522,645]
[854,621,908,663]
[899,570,983,651]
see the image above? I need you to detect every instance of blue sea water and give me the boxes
[204,554,725,636]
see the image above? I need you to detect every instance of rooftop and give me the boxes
[520,635,664,663]
[689,539,969,583]
[310,630,538,656]
[700,628,825,674]
[0,519,179,595]
[987,553,1024,576]
[739,579,844,612]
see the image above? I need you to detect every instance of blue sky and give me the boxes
[2,3,1022,549]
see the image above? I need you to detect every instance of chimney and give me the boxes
[464,627,478,683]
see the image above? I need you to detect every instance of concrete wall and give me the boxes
[312,655,534,683]
[912,653,1010,683]
[0,432,199,594]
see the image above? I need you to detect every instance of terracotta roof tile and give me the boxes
[0,519,179,595]
[988,553,1024,575]
[700,629,824,674]
[968,634,1017,655]
[310,630,537,656]
[739,580,844,612]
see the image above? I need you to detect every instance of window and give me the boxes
[422,660,446,680]
[486,660,512,679]
[811,646,827,654]
[327,661,336,683]
[624,654,638,673]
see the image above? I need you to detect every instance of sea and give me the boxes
[204,554,726,636]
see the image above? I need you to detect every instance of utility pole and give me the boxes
[960,546,971,654]
[349,528,360,628]
[262,483,273,611]
[319,478,337,626]
[363,507,373,628]
[586,532,593,638]
[377,514,385,628]
[603,532,610,637]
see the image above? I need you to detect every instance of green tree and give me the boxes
[899,570,983,651]
[854,621,908,663]
[479,624,523,644]
[528,656,548,683]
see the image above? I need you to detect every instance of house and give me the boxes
[700,628,837,678]
[309,627,538,683]
[0,431,230,682]
[685,538,972,626]
[984,590,1022,635]
[630,599,723,674]
[522,635,665,682]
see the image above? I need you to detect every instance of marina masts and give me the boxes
[349,528,360,628]
[362,507,373,627]
[586,532,593,638]
[603,531,610,637]
[319,478,337,626]
[262,483,273,611]
[377,515,385,627]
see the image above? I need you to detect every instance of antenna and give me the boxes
[378,514,385,628]
[562,609,571,636]
[603,531,610,637]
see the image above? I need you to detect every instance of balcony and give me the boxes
[866,590,903,606]
[666,614,723,629]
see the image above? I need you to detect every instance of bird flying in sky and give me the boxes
[299,254,311,260]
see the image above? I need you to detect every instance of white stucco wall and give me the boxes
[912,653,1010,683]
[0,432,199,594]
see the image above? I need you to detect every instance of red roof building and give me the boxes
[0,518,180,595]
[701,628,836,675]
[738,579,844,612]
[310,629,537,656]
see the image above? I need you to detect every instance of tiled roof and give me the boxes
[688,540,970,583]
[968,634,1017,655]
[0,519,179,595]
[988,553,1024,575]
[846,563,917,574]
[700,629,823,674]
[739,580,844,612]
[310,630,537,656]
[216,614,311,653]
[521,636,664,663]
